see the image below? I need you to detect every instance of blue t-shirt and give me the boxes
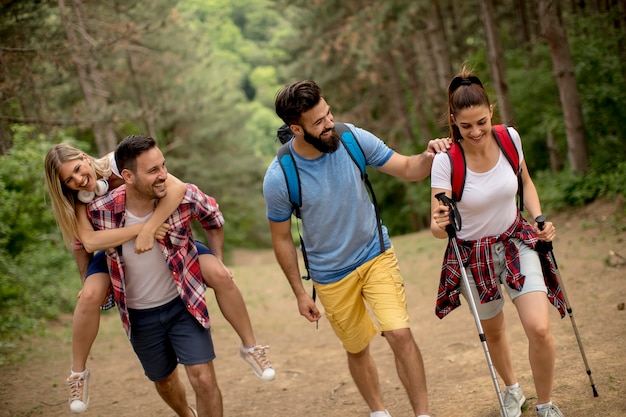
[263,123,394,284]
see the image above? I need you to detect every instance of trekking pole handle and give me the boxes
[535,214,546,230]
[535,214,554,253]
[435,192,459,238]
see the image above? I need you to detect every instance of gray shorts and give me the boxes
[462,238,547,320]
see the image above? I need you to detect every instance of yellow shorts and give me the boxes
[314,247,410,354]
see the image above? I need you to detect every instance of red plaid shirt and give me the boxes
[87,183,224,338]
[436,211,566,319]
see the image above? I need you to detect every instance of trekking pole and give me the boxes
[435,193,507,417]
[535,215,599,397]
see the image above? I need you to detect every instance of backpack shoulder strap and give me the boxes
[276,141,310,297]
[447,141,467,202]
[492,124,524,211]
[493,125,519,172]
[335,122,366,178]
[276,142,302,218]
[335,122,385,254]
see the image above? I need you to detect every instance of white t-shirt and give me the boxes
[431,126,524,241]
[122,210,178,309]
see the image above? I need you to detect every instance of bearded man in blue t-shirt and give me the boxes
[263,79,450,417]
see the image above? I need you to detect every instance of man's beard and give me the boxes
[134,178,167,201]
[303,126,340,153]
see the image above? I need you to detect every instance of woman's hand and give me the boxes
[134,223,170,253]
[433,201,451,231]
[535,220,556,242]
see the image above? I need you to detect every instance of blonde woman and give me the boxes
[45,143,274,414]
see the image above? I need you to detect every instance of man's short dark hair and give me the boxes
[275,80,323,126]
[115,135,156,174]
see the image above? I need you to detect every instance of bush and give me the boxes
[0,126,80,340]
[536,160,626,212]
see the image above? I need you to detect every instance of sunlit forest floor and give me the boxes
[1,199,625,417]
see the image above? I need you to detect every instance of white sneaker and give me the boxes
[370,411,392,417]
[503,386,526,417]
[537,404,564,417]
[239,344,275,381]
[67,369,90,413]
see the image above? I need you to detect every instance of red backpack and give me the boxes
[447,124,524,211]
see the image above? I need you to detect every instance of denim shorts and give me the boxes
[86,250,109,276]
[462,238,547,320]
[128,297,216,381]
[85,251,115,310]
[196,241,212,255]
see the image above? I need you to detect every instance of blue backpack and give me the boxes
[275,122,385,297]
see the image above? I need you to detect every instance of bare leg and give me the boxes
[71,272,110,372]
[384,328,429,416]
[513,291,555,404]
[346,345,386,413]
[481,311,517,386]
[199,254,255,347]
[185,361,223,417]
[154,367,196,417]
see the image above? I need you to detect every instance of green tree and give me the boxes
[0,126,79,338]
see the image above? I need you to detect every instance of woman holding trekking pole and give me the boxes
[429,67,567,417]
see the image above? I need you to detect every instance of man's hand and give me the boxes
[426,137,452,156]
[135,223,170,254]
[296,293,321,323]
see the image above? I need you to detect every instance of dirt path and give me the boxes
[1,200,625,417]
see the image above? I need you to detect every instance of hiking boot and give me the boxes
[67,369,90,413]
[239,344,275,381]
[537,404,564,417]
[503,386,526,417]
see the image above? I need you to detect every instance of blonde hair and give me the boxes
[44,143,112,249]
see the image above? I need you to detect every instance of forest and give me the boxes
[0,0,624,340]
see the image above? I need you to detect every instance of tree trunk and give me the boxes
[479,0,515,125]
[126,50,158,140]
[514,0,532,47]
[539,0,589,174]
[399,46,434,144]
[414,31,447,122]
[381,48,415,149]
[617,0,626,79]
[58,0,117,154]
[0,121,9,156]
[547,130,564,172]
[426,1,453,92]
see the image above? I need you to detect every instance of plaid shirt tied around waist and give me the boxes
[87,183,224,338]
[435,211,566,319]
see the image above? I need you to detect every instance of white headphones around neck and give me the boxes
[77,179,109,204]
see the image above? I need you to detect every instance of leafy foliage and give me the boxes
[536,160,626,212]
[1,0,625,343]
[0,127,80,339]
